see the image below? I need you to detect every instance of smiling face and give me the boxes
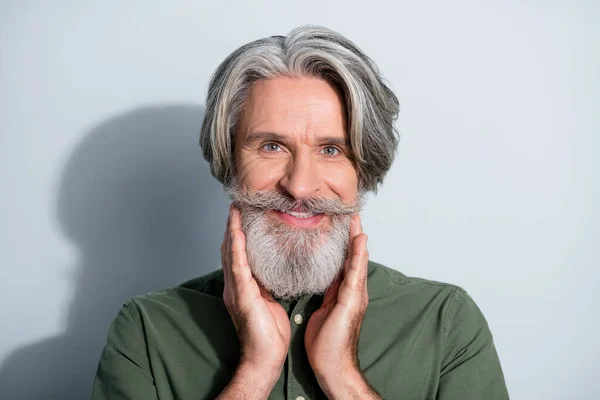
[230,76,362,299]
[234,76,360,226]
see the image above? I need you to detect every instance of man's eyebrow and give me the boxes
[244,131,350,148]
[316,136,349,147]
[244,131,287,144]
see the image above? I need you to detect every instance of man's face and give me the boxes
[234,76,359,216]
[231,76,361,299]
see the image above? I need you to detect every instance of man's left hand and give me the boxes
[304,215,380,399]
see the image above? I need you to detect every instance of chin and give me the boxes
[242,209,351,300]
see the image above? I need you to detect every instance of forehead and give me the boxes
[237,76,348,141]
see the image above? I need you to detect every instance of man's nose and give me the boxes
[279,151,321,200]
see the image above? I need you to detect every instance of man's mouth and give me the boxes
[283,210,316,219]
[269,209,326,227]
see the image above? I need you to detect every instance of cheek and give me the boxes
[236,155,288,191]
[320,164,359,202]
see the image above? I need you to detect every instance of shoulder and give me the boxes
[120,269,226,326]
[367,261,494,340]
[366,260,482,334]
[136,269,224,300]
[367,260,464,298]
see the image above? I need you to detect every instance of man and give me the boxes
[92,26,509,399]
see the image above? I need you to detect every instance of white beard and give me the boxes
[241,209,352,299]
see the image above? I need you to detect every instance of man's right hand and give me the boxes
[217,206,290,399]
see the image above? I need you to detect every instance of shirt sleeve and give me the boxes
[91,300,158,400]
[437,288,510,400]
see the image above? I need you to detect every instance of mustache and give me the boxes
[226,186,363,215]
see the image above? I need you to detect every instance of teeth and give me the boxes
[284,210,315,219]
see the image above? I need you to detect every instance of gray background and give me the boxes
[1,1,598,399]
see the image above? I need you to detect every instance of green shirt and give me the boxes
[92,261,509,399]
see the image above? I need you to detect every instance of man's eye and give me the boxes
[262,143,282,152]
[321,146,341,156]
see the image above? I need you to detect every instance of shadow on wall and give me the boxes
[0,105,230,399]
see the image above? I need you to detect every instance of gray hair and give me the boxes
[199,25,400,192]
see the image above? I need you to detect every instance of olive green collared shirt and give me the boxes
[92,261,509,399]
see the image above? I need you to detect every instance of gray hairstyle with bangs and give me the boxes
[199,25,400,192]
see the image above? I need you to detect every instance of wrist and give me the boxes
[239,358,283,377]
[218,361,283,400]
[315,366,380,400]
[236,360,282,392]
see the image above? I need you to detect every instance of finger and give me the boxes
[349,214,363,238]
[229,208,252,284]
[230,206,243,232]
[224,206,235,258]
[346,214,363,261]
[344,233,369,292]
[223,206,244,288]
[222,207,234,287]
[229,208,248,268]
[222,207,233,254]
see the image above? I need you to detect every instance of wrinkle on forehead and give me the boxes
[238,76,348,144]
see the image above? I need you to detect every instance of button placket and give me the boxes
[287,296,312,400]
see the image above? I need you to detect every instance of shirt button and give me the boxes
[296,396,306,400]
[293,314,304,325]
